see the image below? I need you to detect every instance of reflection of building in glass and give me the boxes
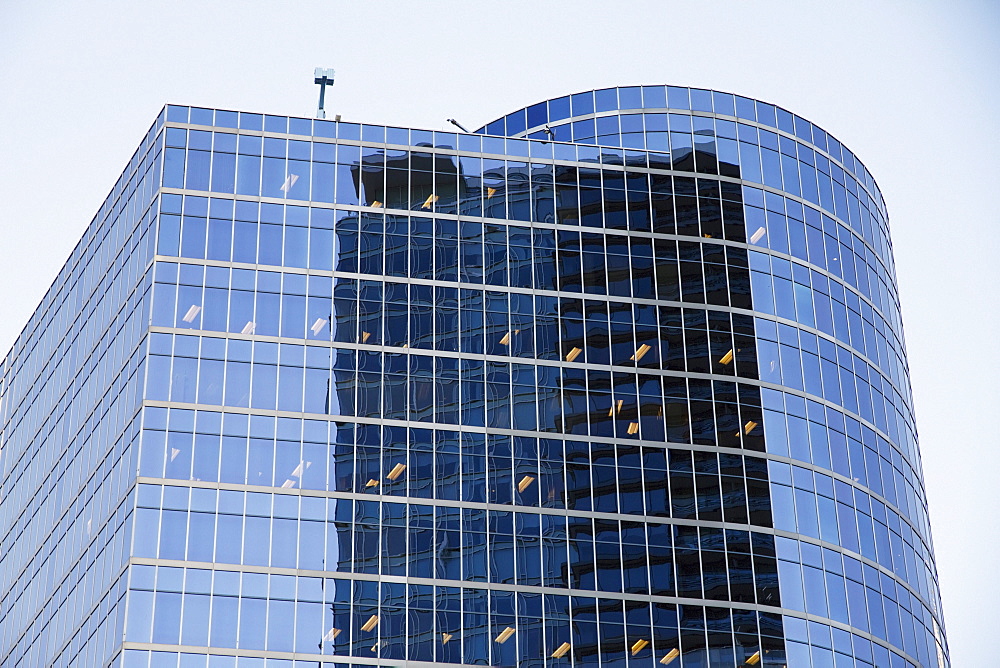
[0,86,948,668]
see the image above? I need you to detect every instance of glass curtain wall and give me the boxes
[0,86,948,668]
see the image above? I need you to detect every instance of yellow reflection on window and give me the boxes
[631,343,652,362]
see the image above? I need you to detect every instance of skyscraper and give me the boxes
[0,85,948,668]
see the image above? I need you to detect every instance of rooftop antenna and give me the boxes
[314,67,336,119]
[446,118,470,133]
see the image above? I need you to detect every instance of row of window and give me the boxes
[129,482,938,668]
[150,254,908,449]
[165,90,889,275]
[0,167,157,668]
[541,115,887,259]
[134,489,777,603]
[134,405,939,634]
[167,87,876,209]
[760,390,926,552]
[749,250,905,399]
[155,207,758,312]
[138,406,928,586]
[0,198,151,560]
[2,116,155,668]
[163,129,746,232]
[2,487,132,668]
[771,467,934,614]
[150,259,912,471]
[1,342,145,664]
[117,641,915,668]
[145,344,766,448]
[756,318,910,453]
[140,413,773,522]
[126,561,783,666]
[158,152,894,343]
[143,331,919,531]
[492,86,873,187]
[154,261,757,371]
[492,86,887,251]
[744,189,896,331]
[155,191,904,394]
[772,484,934,636]
[776,538,940,668]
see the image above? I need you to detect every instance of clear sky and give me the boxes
[0,1,995,663]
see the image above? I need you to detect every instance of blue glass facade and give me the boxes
[0,86,947,668]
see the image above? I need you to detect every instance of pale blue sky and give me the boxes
[1,2,996,664]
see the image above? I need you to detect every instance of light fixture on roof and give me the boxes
[314,67,336,120]
[542,125,555,140]
[660,648,680,664]
[627,422,639,435]
[360,615,379,632]
[241,321,255,335]
[441,633,454,644]
[447,118,471,133]
[361,331,372,343]
[182,305,201,322]
[387,463,406,481]
[631,639,649,655]
[371,200,383,208]
[608,399,624,417]
[750,226,766,243]
[743,420,758,434]
[719,349,735,365]
[517,475,535,493]
[565,347,582,362]
[280,174,300,193]
[487,187,497,199]
[746,651,761,665]
[365,479,380,488]
[421,194,439,209]
[495,627,516,644]
[551,642,571,659]
[311,318,328,335]
[322,627,342,642]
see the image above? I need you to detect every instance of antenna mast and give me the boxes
[314,67,335,119]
